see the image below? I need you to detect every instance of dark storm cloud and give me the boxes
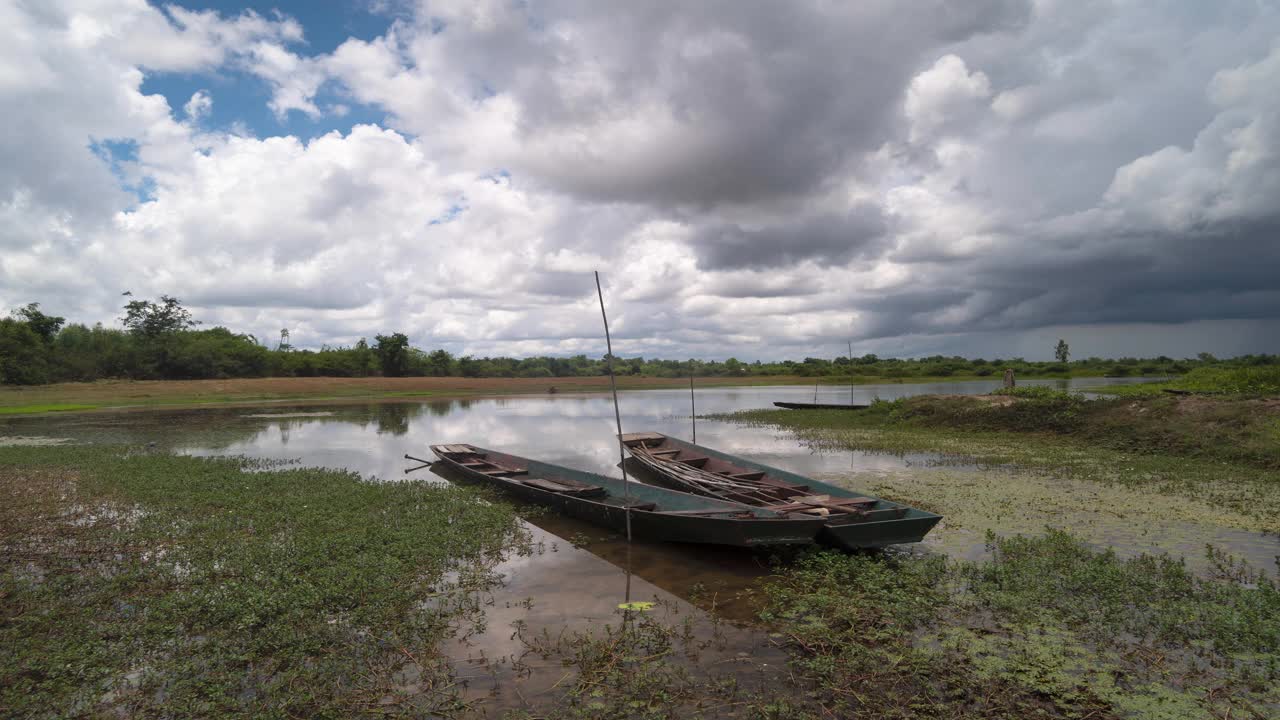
[348,0,1032,208]
[703,275,820,299]
[693,204,888,270]
[849,214,1280,342]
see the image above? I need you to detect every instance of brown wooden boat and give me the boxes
[619,432,941,550]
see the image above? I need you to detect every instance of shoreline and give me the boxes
[0,371,1131,416]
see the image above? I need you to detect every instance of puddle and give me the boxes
[0,435,71,446]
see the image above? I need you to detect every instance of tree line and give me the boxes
[1,297,1274,386]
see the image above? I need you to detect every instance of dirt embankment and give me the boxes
[0,374,812,413]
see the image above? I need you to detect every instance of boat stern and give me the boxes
[820,511,943,550]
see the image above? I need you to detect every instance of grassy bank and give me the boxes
[0,445,525,718]
[759,535,1279,719]
[712,392,1280,530]
[0,373,1115,416]
[1090,366,1280,398]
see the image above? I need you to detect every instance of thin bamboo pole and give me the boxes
[848,340,854,406]
[595,271,631,543]
[689,373,697,444]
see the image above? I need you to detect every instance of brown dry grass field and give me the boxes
[0,374,829,415]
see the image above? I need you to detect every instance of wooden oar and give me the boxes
[404,453,433,465]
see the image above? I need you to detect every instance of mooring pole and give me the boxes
[689,372,697,444]
[595,271,632,543]
[848,340,854,406]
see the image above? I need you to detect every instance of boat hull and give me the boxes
[621,435,942,549]
[430,448,824,547]
[773,402,870,410]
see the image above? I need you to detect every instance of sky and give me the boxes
[2,0,1278,361]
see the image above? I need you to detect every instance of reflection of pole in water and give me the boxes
[689,373,697,444]
[594,271,632,543]
[624,540,632,605]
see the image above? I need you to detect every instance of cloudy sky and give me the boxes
[3,0,1278,361]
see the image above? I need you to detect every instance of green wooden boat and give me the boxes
[429,444,826,547]
[619,433,942,550]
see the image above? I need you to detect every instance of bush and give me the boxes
[1173,366,1280,395]
[0,319,50,384]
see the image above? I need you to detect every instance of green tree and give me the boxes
[121,295,199,338]
[13,303,65,343]
[374,333,411,377]
[0,318,50,384]
[425,349,455,376]
[1054,339,1070,364]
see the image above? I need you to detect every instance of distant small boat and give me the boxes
[619,433,941,550]
[773,401,870,410]
[429,444,826,547]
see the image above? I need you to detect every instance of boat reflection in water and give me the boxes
[423,461,792,713]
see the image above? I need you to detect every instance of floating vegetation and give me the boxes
[0,444,525,718]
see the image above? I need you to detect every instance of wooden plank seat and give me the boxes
[620,432,666,444]
[519,477,604,496]
[768,495,880,515]
[615,500,658,511]
[675,455,709,467]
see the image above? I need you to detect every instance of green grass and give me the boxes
[502,533,1279,718]
[736,390,1280,467]
[0,445,525,718]
[0,403,98,415]
[760,533,1279,719]
[711,395,1280,530]
[1091,366,1280,397]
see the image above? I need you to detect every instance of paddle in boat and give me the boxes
[618,433,941,550]
[429,444,826,547]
